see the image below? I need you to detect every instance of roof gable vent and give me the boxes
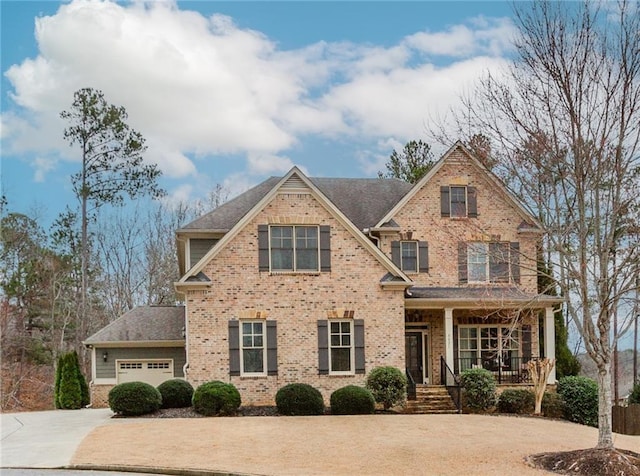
[281,173,307,190]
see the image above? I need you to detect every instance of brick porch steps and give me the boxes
[404,385,459,414]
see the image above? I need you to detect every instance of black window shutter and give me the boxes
[266,320,278,376]
[467,187,478,218]
[453,325,459,374]
[258,225,269,272]
[510,242,520,284]
[391,241,401,267]
[440,186,450,217]
[228,321,240,376]
[320,225,331,272]
[521,324,532,361]
[317,320,329,375]
[458,242,468,284]
[418,241,429,273]
[354,319,365,374]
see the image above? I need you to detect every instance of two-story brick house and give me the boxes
[85,142,561,407]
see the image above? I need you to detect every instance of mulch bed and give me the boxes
[528,448,640,476]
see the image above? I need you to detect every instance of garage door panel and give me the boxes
[117,360,174,386]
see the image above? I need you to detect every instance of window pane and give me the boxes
[271,226,293,270]
[330,322,340,333]
[242,322,252,334]
[331,348,351,372]
[489,242,510,283]
[296,249,318,270]
[243,349,264,373]
[295,227,318,271]
[271,249,293,270]
[341,335,351,346]
[331,334,341,346]
[468,243,488,282]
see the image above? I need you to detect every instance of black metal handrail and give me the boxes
[440,356,461,413]
[455,356,535,384]
[406,368,416,400]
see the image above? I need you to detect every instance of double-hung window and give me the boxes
[329,320,354,374]
[241,321,266,376]
[400,241,418,272]
[465,242,515,284]
[270,225,318,272]
[450,186,467,217]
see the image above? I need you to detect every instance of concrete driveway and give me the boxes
[1,408,113,468]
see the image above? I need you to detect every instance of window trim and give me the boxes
[328,319,355,375]
[449,185,468,218]
[466,241,513,284]
[457,325,521,372]
[400,241,418,273]
[269,225,320,273]
[239,320,267,377]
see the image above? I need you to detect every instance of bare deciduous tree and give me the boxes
[437,0,640,449]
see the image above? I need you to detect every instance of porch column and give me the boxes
[545,306,556,383]
[445,307,454,371]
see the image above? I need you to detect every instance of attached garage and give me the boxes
[83,306,186,407]
[117,360,174,386]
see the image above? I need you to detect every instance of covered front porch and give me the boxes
[403,287,562,393]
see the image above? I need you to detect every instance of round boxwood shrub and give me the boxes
[460,368,497,412]
[157,379,194,409]
[330,385,375,415]
[556,376,598,427]
[629,382,640,405]
[365,367,407,410]
[108,381,162,416]
[497,388,535,414]
[192,381,241,416]
[275,383,324,416]
[541,391,565,419]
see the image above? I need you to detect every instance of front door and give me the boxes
[405,332,429,384]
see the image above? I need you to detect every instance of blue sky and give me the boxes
[1,1,516,227]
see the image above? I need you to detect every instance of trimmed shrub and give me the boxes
[108,381,162,416]
[460,368,497,412]
[497,388,535,414]
[557,376,598,427]
[541,391,565,419]
[629,382,640,405]
[275,383,324,416]
[365,367,407,410]
[157,379,194,409]
[55,351,90,409]
[192,381,241,416]
[330,385,375,415]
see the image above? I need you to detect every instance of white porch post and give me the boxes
[445,307,454,372]
[544,306,556,383]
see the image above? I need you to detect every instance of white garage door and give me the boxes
[117,360,174,386]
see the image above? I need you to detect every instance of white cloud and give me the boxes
[2,1,513,184]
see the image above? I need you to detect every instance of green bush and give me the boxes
[629,382,640,405]
[497,388,535,414]
[108,381,162,416]
[365,367,407,410]
[557,376,598,427]
[275,383,324,416]
[72,351,90,407]
[192,381,241,416]
[330,385,375,415]
[541,391,565,419]
[157,379,194,409]
[460,368,497,412]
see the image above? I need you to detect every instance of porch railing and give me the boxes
[455,356,535,384]
[440,356,461,413]
[406,368,416,400]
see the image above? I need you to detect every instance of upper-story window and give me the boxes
[391,241,429,274]
[441,185,477,218]
[459,241,520,284]
[258,224,331,273]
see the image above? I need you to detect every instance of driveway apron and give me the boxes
[1,408,113,468]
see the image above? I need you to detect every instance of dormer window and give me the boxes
[441,186,477,218]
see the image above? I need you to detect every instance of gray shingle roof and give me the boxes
[178,176,413,233]
[84,306,185,344]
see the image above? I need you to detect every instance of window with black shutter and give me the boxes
[258,225,331,273]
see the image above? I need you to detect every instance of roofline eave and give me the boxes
[404,295,564,310]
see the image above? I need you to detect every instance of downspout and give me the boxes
[181,303,189,380]
[364,228,380,249]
